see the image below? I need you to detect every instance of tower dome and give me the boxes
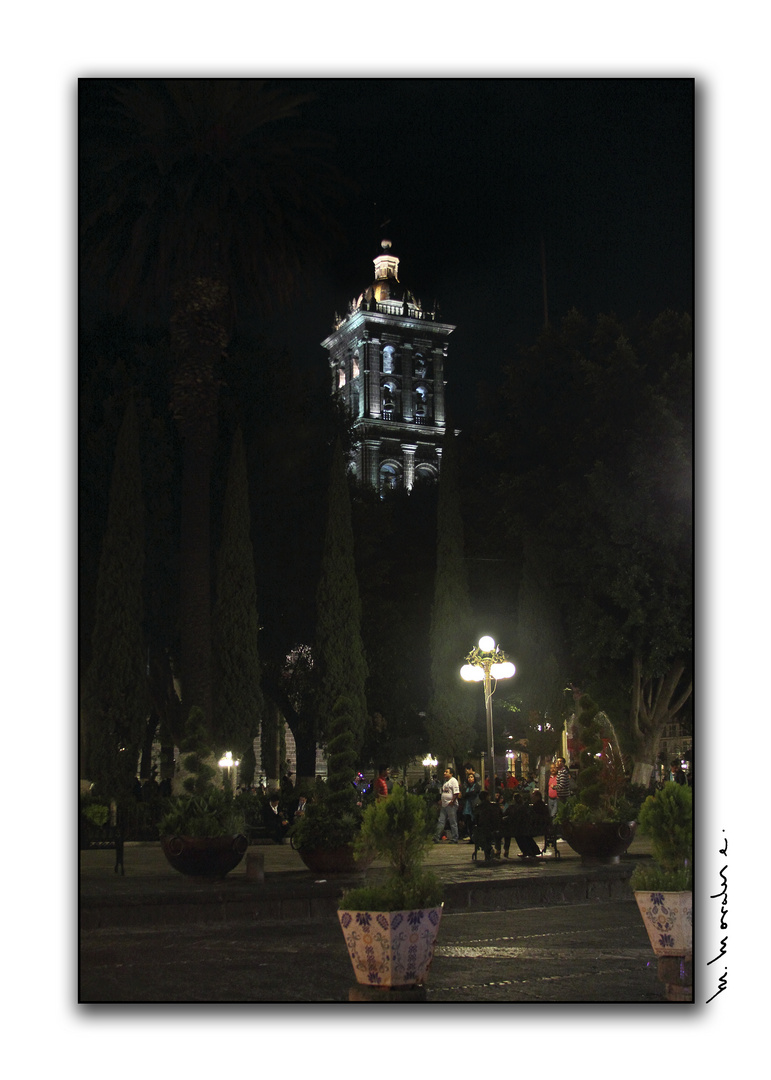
[352,240,425,313]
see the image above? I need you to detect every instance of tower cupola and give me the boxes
[322,242,455,494]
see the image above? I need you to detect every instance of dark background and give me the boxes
[255,77,693,423]
[80,77,694,424]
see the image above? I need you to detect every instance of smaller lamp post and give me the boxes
[218,751,240,794]
[460,636,516,793]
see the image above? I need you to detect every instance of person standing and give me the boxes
[460,769,480,842]
[547,763,559,819]
[556,757,571,804]
[433,766,460,843]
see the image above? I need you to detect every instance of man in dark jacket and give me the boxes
[263,791,290,844]
[473,791,502,861]
[503,793,542,858]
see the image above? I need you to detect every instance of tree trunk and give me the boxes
[629,654,692,770]
[178,433,215,725]
[169,274,229,736]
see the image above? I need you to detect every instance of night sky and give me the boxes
[79,77,693,426]
[254,77,694,423]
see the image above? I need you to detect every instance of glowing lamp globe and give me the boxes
[478,636,496,651]
[460,664,485,682]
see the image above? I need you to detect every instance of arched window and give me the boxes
[381,380,397,420]
[382,345,395,374]
[414,464,437,485]
[352,352,360,379]
[379,462,401,496]
[338,367,346,389]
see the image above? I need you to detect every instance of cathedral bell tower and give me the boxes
[321,240,455,494]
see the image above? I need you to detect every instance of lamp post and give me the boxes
[422,753,438,785]
[218,751,240,794]
[460,636,516,793]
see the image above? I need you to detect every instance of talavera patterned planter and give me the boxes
[338,905,443,988]
[634,891,693,957]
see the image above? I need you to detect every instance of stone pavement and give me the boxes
[79,834,668,1003]
[80,832,654,930]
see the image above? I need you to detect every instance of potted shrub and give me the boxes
[557,690,642,863]
[158,707,248,878]
[337,782,444,998]
[630,782,693,999]
[291,697,368,873]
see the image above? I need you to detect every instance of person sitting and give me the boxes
[473,790,502,862]
[292,792,310,822]
[530,789,551,852]
[262,791,290,844]
[504,793,542,858]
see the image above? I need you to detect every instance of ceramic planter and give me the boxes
[161,834,248,878]
[338,905,443,988]
[634,890,693,957]
[560,820,637,864]
[296,844,372,874]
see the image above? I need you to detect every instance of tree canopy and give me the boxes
[491,309,693,763]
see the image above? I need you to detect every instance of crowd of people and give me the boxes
[431,762,563,863]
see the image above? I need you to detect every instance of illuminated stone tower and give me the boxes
[321,240,455,494]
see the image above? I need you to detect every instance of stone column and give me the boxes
[366,340,381,417]
[433,346,446,427]
[401,443,417,491]
[364,439,381,490]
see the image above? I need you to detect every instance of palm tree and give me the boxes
[81,78,346,736]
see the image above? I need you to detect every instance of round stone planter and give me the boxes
[295,844,371,874]
[560,820,637,864]
[338,905,443,989]
[161,834,248,878]
[634,890,693,957]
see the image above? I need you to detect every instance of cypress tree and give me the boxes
[428,427,476,759]
[315,437,368,753]
[212,427,263,758]
[82,395,148,798]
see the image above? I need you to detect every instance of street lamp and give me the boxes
[218,750,240,793]
[422,753,438,783]
[460,636,516,792]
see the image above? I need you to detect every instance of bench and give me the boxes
[81,825,125,874]
[247,824,275,845]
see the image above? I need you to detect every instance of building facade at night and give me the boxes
[321,241,455,493]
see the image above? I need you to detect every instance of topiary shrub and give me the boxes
[158,706,245,839]
[630,781,693,891]
[340,782,443,911]
[557,690,641,824]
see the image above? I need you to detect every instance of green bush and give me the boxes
[157,706,245,839]
[291,794,363,851]
[82,801,110,827]
[637,781,692,871]
[630,863,692,892]
[341,872,443,912]
[158,788,245,838]
[340,783,443,911]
